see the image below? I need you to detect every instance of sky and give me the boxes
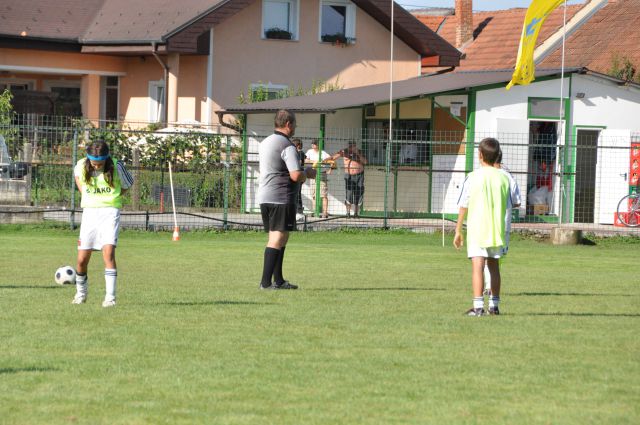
[398,0,586,11]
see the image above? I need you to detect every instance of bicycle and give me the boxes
[616,192,640,227]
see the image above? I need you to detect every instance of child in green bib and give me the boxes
[72,140,134,307]
[454,138,510,316]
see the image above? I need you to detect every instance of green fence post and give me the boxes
[70,129,78,230]
[33,165,39,207]
[316,114,325,217]
[240,115,247,213]
[223,135,231,230]
[384,138,391,229]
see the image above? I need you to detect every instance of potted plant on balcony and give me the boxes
[264,27,293,40]
[321,33,356,46]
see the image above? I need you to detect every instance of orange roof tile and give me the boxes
[414,15,448,33]
[540,0,640,76]
[416,5,583,71]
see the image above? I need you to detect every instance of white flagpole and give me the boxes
[384,0,394,228]
[557,0,568,225]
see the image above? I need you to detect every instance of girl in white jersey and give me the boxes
[72,140,134,307]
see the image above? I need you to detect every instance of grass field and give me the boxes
[1,225,639,425]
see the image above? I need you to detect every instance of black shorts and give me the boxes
[260,203,297,232]
[345,172,365,205]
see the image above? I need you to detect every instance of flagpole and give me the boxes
[384,0,394,228]
[557,0,567,225]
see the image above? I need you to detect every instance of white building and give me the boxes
[220,68,640,225]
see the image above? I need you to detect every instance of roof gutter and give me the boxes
[151,42,169,126]
[216,112,242,132]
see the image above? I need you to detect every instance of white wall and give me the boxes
[474,74,640,223]
[431,154,467,214]
[571,74,640,128]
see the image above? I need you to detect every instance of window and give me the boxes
[528,97,566,120]
[320,0,356,44]
[364,120,431,166]
[262,0,298,40]
[101,76,119,123]
[250,82,288,101]
[149,80,165,123]
[0,80,34,92]
[43,80,82,116]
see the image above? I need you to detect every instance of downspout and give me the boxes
[151,42,169,127]
[216,112,242,133]
[151,41,169,213]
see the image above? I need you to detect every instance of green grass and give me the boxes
[0,227,639,425]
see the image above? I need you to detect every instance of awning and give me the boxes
[219,68,583,115]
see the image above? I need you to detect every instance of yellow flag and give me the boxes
[506,0,565,90]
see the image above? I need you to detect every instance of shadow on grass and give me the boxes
[309,287,446,292]
[162,300,272,306]
[0,366,58,375]
[510,292,630,297]
[0,285,64,290]
[516,312,640,318]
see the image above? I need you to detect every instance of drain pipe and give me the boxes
[216,112,242,133]
[151,42,169,213]
[151,42,169,127]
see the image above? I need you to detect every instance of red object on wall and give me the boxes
[630,143,640,186]
[614,212,628,227]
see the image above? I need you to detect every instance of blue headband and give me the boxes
[87,154,110,161]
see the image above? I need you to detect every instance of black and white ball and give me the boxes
[55,266,76,285]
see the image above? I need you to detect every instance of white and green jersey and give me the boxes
[74,158,133,208]
[457,166,510,248]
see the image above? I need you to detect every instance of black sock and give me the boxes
[260,247,280,287]
[273,246,286,285]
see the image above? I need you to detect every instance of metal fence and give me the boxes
[1,113,639,236]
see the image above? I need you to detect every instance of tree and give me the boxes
[609,54,639,83]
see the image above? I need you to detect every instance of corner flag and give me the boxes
[506,0,565,90]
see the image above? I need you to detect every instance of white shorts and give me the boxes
[78,207,121,251]
[467,246,503,259]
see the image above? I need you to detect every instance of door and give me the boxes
[596,130,630,224]
[574,129,600,222]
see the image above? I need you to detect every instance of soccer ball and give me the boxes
[55,266,76,285]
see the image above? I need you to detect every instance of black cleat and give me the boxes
[272,281,299,290]
[465,308,485,317]
[488,307,500,315]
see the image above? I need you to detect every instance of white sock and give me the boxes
[473,296,484,310]
[483,265,491,291]
[75,273,87,297]
[489,296,500,309]
[105,269,117,302]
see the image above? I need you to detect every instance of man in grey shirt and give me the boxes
[258,109,315,290]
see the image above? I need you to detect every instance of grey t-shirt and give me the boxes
[257,131,301,204]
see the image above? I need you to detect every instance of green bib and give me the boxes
[466,167,510,248]
[75,158,122,208]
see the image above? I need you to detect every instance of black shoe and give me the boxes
[488,307,500,315]
[272,280,299,290]
[259,283,273,290]
[465,308,485,317]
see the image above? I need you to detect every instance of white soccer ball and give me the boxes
[55,266,76,285]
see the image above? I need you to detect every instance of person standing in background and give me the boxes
[292,138,306,222]
[332,140,367,218]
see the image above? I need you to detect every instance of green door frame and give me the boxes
[570,124,606,222]
[314,114,326,217]
[240,114,248,213]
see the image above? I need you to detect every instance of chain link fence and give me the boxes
[1,113,639,235]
